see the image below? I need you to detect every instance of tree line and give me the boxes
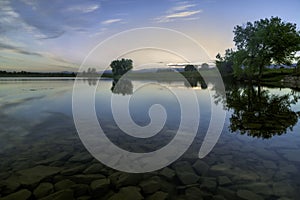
[216,16,300,81]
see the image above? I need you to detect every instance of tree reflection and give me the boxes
[83,78,97,86]
[111,78,133,95]
[184,75,208,89]
[226,84,300,138]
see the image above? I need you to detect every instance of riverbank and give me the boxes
[232,68,300,89]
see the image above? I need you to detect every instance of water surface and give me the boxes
[0,78,300,200]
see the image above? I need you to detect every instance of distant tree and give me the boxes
[232,16,300,80]
[184,65,197,72]
[87,68,97,74]
[110,58,133,76]
[201,63,209,69]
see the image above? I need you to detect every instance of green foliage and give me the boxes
[215,49,234,76]
[110,58,133,76]
[232,16,300,80]
[296,59,300,75]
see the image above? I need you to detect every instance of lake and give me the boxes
[0,77,300,200]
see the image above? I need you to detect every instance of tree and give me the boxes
[215,49,234,76]
[233,16,300,80]
[201,63,209,69]
[296,59,300,75]
[110,58,133,76]
[184,65,197,72]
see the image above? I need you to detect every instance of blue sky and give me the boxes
[0,0,300,72]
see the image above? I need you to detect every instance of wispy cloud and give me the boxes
[66,4,100,13]
[166,10,202,19]
[0,42,42,57]
[0,38,77,68]
[1,1,103,40]
[154,1,202,23]
[169,4,196,12]
[101,18,122,25]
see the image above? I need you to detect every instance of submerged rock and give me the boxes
[272,182,295,197]
[69,174,105,184]
[83,163,104,174]
[217,187,236,200]
[90,178,110,194]
[192,160,209,176]
[218,176,232,186]
[39,189,74,200]
[109,172,142,188]
[108,186,143,200]
[61,165,86,176]
[68,152,93,163]
[177,172,199,185]
[237,190,263,200]
[238,182,273,196]
[209,163,231,175]
[0,189,31,200]
[146,191,168,200]
[33,182,54,198]
[159,167,175,180]
[185,187,204,200]
[36,152,71,165]
[139,179,160,194]
[1,176,21,194]
[54,179,75,191]
[200,178,217,192]
[16,165,61,187]
[173,161,199,185]
[70,184,90,197]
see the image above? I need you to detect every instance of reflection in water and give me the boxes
[225,84,300,138]
[1,79,300,199]
[184,72,207,89]
[183,76,208,89]
[111,78,133,95]
[83,78,98,86]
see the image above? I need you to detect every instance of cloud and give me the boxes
[167,10,202,19]
[101,18,122,25]
[169,4,196,12]
[0,42,43,56]
[155,1,202,23]
[0,38,78,69]
[0,0,26,34]
[1,0,102,40]
[66,4,100,13]
[38,31,65,40]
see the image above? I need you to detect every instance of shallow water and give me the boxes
[0,78,300,200]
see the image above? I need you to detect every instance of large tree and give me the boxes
[232,16,300,80]
[110,58,133,76]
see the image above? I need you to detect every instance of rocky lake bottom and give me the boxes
[1,115,300,200]
[0,79,300,200]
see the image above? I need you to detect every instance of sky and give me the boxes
[0,0,300,72]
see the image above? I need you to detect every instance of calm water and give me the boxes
[0,78,300,200]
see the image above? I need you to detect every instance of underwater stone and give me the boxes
[0,189,31,200]
[33,182,54,198]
